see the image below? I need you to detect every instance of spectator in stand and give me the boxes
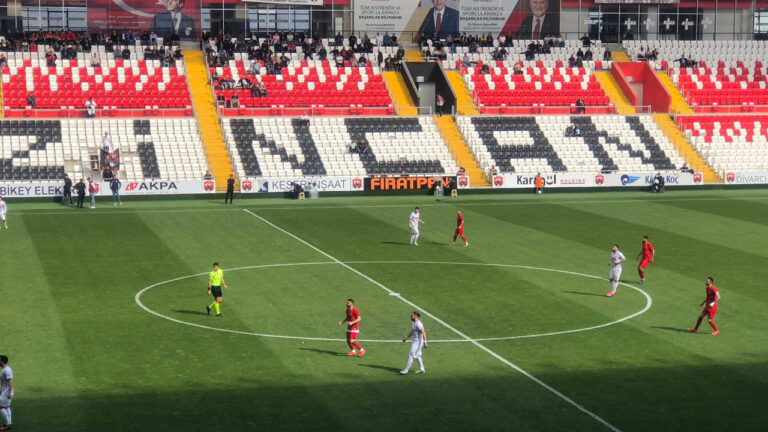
[575,97,586,114]
[26,93,36,108]
[238,77,251,89]
[122,46,131,60]
[377,50,384,68]
[91,52,101,67]
[579,34,594,47]
[349,140,358,153]
[576,48,584,59]
[436,93,445,117]
[203,170,213,180]
[249,60,261,75]
[584,48,593,61]
[0,54,7,68]
[480,63,491,74]
[603,47,612,62]
[229,94,239,108]
[85,97,96,118]
[513,63,523,75]
[46,48,57,67]
[102,132,112,152]
[565,124,575,137]
[489,165,498,177]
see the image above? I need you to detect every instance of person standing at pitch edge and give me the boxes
[607,244,626,297]
[75,178,86,208]
[88,177,97,209]
[62,174,72,205]
[224,174,235,204]
[0,355,13,431]
[0,197,7,230]
[206,262,228,317]
[401,311,427,375]
[110,176,122,206]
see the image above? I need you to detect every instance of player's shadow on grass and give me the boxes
[358,364,402,374]
[172,309,208,316]
[563,291,605,297]
[651,326,690,333]
[299,348,347,357]
[381,241,411,246]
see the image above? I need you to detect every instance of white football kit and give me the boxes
[409,212,420,234]
[0,201,6,221]
[609,250,626,280]
[0,366,12,408]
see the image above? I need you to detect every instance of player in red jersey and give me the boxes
[688,277,720,335]
[636,235,655,284]
[451,209,469,247]
[338,299,366,357]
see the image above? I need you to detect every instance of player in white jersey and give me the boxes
[0,197,7,230]
[408,207,425,246]
[400,311,428,374]
[0,355,13,431]
[607,244,626,297]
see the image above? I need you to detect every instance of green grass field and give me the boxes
[4,189,768,431]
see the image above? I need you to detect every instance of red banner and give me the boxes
[87,0,201,40]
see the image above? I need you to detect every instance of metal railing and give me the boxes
[1,107,192,119]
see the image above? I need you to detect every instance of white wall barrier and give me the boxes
[723,171,768,185]
[240,177,361,193]
[491,172,705,188]
[0,180,216,198]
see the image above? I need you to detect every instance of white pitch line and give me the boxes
[134,261,650,343]
[243,209,623,432]
[14,194,768,216]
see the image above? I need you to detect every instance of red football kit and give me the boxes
[345,307,362,352]
[704,285,719,318]
[453,214,468,244]
[639,242,654,269]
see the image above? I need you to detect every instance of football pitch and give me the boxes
[4,189,768,431]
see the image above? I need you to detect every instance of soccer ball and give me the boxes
[537,190,542,194]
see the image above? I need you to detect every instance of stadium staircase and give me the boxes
[653,113,720,182]
[186,50,234,191]
[595,71,636,114]
[611,51,631,62]
[656,72,695,114]
[383,71,418,115]
[435,115,488,187]
[447,71,479,115]
[405,50,425,62]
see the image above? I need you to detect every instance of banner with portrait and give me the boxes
[87,0,201,41]
[353,0,561,40]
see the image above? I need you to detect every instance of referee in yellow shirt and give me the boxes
[206,262,228,317]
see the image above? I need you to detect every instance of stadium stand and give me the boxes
[677,115,768,173]
[223,117,460,178]
[462,65,611,114]
[456,115,685,175]
[623,40,768,70]
[0,118,205,181]
[667,65,768,111]
[211,60,393,116]
[1,44,192,116]
[424,40,609,71]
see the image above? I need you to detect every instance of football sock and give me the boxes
[708,320,717,331]
[1,407,10,425]
[414,234,420,243]
[460,234,467,243]
[417,357,424,370]
[208,301,216,310]
[214,303,221,314]
[410,234,416,244]
[452,234,458,242]
[639,269,645,279]
[611,282,618,291]
[352,341,362,350]
[405,356,414,371]
[694,317,704,330]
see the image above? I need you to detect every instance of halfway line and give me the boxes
[243,208,622,432]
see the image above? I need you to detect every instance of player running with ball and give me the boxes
[607,244,626,297]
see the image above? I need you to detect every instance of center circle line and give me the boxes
[134,261,653,343]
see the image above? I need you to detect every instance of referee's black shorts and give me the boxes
[211,286,223,298]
